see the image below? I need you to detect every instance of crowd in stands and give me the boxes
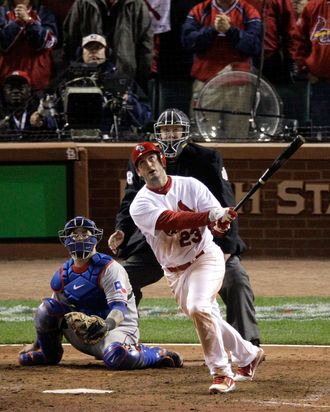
[0,0,329,141]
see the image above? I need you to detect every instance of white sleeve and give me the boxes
[129,195,166,236]
[190,177,223,212]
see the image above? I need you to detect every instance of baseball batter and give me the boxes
[18,216,183,370]
[129,142,265,394]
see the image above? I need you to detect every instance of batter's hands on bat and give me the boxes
[208,207,226,222]
[214,13,231,33]
[108,230,125,254]
[215,207,238,234]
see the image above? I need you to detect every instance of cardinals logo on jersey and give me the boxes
[178,200,195,212]
[311,17,330,44]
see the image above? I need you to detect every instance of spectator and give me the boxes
[62,0,153,93]
[247,0,309,127]
[108,108,261,346]
[146,0,202,117]
[0,0,58,90]
[40,0,76,74]
[291,0,308,19]
[181,0,262,139]
[294,0,330,136]
[59,34,151,140]
[0,70,57,138]
[248,0,299,85]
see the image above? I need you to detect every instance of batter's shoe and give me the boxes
[19,351,47,366]
[159,350,184,368]
[209,376,236,394]
[234,348,265,382]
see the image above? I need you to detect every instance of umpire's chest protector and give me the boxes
[51,253,112,316]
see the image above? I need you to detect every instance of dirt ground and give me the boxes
[0,257,330,411]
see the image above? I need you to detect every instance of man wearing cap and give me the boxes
[62,33,151,140]
[81,34,108,64]
[0,70,57,137]
[62,0,153,93]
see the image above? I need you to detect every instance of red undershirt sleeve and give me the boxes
[155,210,209,231]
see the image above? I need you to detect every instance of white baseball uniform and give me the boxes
[130,175,259,377]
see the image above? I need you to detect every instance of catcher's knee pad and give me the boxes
[35,298,68,332]
[103,342,132,370]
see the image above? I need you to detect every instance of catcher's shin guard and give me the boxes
[37,332,64,364]
[19,332,64,366]
[25,301,65,366]
[103,342,183,370]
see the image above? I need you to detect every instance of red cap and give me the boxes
[132,142,166,168]
[4,70,31,86]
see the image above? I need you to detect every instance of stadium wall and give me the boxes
[0,142,329,258]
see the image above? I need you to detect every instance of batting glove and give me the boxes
[208,207,225,222]
[215,207,238,234]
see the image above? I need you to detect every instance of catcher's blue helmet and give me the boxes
[58,216,103,259]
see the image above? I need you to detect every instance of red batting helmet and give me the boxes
[131,142,166,168]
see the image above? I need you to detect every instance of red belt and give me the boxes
[166,251,205,273]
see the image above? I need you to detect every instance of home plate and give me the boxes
[43,388,114,394]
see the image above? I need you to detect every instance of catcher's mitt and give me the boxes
[64,312,109,345]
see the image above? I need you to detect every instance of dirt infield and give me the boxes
[1,344,330,412]
[0,258,330,411]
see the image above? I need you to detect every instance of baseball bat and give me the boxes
[234,135,305,211]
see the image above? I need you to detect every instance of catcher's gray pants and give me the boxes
[64,325,140,360]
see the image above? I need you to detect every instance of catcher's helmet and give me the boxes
[58,216,103,260]
[131,141,166,168]
[154,108,190,159]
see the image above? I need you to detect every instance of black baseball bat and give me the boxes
[234,135,305,211]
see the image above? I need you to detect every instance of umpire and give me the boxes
[108,108,260,346]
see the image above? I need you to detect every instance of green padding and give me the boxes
[0,165,68,238]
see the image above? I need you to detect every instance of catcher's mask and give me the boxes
[154,108,190,160]
[58,216,103,259]
[131,141,166,169]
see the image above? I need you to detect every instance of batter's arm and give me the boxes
[156,210,210,232]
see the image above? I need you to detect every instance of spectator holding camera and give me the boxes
[0,70,57,138]
[63,0,153,93]
[62,34,151,140]
[0,0,58,90]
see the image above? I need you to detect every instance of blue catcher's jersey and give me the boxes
[51,253,113,318]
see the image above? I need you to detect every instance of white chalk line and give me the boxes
[2,343,330,348]
[241,400,330,409]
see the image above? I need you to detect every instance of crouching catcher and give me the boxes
[18,216,183,370]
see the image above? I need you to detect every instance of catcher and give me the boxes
[18,216,183,370]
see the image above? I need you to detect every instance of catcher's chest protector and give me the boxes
[52,253,112,317]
